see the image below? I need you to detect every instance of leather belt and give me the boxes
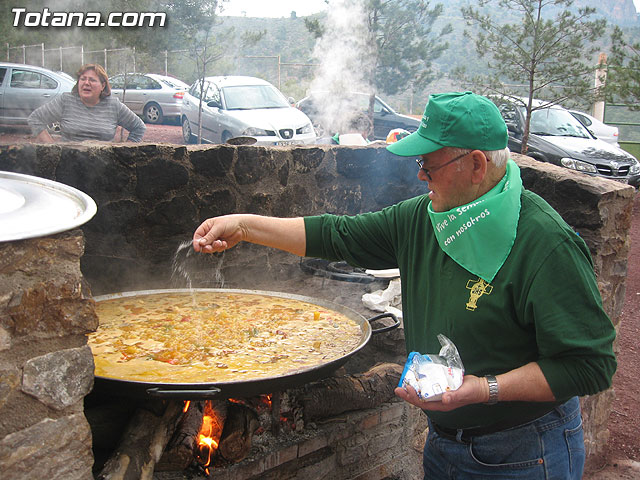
[431,407,556,443]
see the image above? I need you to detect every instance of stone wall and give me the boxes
[516,154,635,468]
[0,142,634,472]
[0,231,96,479]
[0,142,425,295]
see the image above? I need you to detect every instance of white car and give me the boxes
[180,76,316,145]
[109,73,189,124]
[569,110,620,147]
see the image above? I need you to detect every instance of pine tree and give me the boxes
[460,0,606,153]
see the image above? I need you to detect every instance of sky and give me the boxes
[218,0,639,17]
[218,0,329,18]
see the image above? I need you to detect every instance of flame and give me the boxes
[194,395,274,474]
[183,400,191,413]
[196,408,219,474]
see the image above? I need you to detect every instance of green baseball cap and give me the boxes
[387,91,508,156]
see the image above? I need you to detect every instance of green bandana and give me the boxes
[428,159,522,282]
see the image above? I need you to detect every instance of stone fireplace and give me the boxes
[0,142,634,478]
[0,230,95,479]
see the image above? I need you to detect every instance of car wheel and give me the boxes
[144,103,163,124]
[222,131,233,144]
[182,117,195,144]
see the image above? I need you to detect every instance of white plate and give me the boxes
[0,171,97,242]
[365,268,400,278]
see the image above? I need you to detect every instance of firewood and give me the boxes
[155,401,206,471]
[299,362,403,422]
[97,400,184,480]
[218,403,260,462]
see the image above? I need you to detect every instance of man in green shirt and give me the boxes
[193,91,616,479]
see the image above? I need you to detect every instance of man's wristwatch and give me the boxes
[485,375,499,405]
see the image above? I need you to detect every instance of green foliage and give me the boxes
[368,0,452,96]
[3,0,178,52]
[607,26,640,111]
[304,17,324,39]
[3,0,634,122]
[460,0,607,153]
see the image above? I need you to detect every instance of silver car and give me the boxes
[569,110,620,147]
[109,73,189,124]
[0,62,74,125]
[181,75,316,145]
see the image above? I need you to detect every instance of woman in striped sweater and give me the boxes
[28,64,146,143]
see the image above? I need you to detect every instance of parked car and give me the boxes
[181,76,316,145]
[0,62,75,125]
[295,91,420,140]
[568,110,620,147]
[109,73,189,124]
[492,97,640,187]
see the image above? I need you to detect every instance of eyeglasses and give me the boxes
[79,76,101,85]
[416,152,469,181]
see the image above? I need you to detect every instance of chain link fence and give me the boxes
[5,43,422,115]
[5,43,190,77]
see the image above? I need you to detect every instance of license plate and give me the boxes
[276,140,295,146]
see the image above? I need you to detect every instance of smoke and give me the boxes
[308,0,376,136]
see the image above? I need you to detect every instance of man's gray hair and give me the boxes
[448,147,510,169]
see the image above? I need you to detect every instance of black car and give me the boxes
[295,91,420,141]
[493,98,640,187]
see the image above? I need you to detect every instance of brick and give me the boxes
[221,456,265,480]
[336,442,367,466]
[366,431,402,457]
[379,402,405,424]
[294,450,337,479]
[357,411,381,430]
[262,443,298,470]
[349,462,396,480]
[325,420,356,443]
[279,443,300,465]
[298,434,329,458]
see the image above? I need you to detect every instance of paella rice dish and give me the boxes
[88,291,363,383]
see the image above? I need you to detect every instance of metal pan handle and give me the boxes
[367,312,400,334]
[146,387,221,399]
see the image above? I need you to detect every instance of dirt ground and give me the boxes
[1,123,639,478]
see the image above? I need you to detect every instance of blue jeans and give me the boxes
[423,397,585,479]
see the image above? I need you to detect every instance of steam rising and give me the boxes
[308,0,376,136]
